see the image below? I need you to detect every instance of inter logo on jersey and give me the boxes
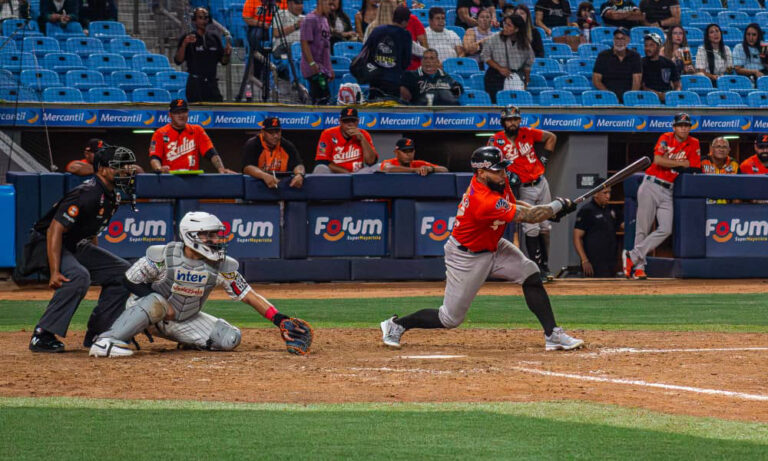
[174,269,208,285]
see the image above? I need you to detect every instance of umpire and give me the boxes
[24,145,137,353]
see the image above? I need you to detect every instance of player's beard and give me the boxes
[487,178,506,194]
[758,152,768,163]
[505,127,518,138]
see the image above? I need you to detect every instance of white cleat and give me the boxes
[380,316,405,348]
[545,327,584,351]
[89,338,134,357]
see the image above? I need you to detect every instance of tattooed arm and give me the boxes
[209,154,236,174]
[512,203,557,223]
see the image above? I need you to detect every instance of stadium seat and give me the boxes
[630,27,664,45]
[329,55,351,74]
[20,69,60,91]
[0,69,15,87]
[746,90,768,107]
[719,27,742,47]
[551,26,580,37]
[538,89,578,106]
[42,86,84,103]
[688,0,724,15]
[686,27,704,49]
[446,26,464,39]
[22,37,59,58]
[717,75,754,96]
[578,43,608,59]
[458,89,492,106]
[0,51,37,73]
[412,9,429,24]
[589,26,615,43]
[443,58,480,78]
[110,70,152,92]
[627,44,645,56]
[132,87,172,103]
[154,71,188,92]
[581,90,619,106]
[64,37,105,58]
[543,43,573,62]
[526,74,550,95]
[496,90,535,106]
[706,90,747,107]
[530,58,566,78]
[89,21,128,42]
[0,87,39,102]
[755,11,768,29]
[333,41,363,58]
[681,10,713,28]
[757,76,768,91]
[290,41,302,61]
[681,74,714,96]
[131,53,171,75]
[553,75,592,95]
[664,90,702,107]
[46,22,84,43]
[88,53,128,73]
[623,90,660,106]
[716,11,751,30]
[2,19,42,39]
[727,0,763,15]
[0,36,16,52]
[565,58,594,78]
[86,87,128,103]
[467,73,485,91]
[108,38,148,58]
[64,69,107,89]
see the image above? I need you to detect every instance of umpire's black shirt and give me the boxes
[34,176,119,252]
[574,199,622,277]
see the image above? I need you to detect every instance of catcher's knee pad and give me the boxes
[138,293,170,323]
[207,319,241,351]
[102,293,168,342]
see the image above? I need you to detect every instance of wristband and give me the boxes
[548,200,563,214]
[265,305,278,321]
[309,61,316,67]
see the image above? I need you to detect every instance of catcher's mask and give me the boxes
[179,211,228,261]
[94,145,137,206]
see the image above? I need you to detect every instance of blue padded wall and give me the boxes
[6,172,40,275]
[675,174,768,200]
[673,198,706,258]
[352,173,457,198]
[39,173,65,216]
[244,174,352,201]
[284,201,308,258]
[454,173,472,198]
[392,199,415,258]
[137,174,244,198]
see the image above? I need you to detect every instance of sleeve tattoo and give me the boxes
[513,204,555,223]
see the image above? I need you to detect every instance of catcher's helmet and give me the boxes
[500,105,522,120]
[179,211,227,261]
[470,146,510,171]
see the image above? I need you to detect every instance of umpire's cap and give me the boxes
[500,105,521,120]
[673,112,692,126]
[471,146,510,171]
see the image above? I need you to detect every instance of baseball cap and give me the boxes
[262,116,282,131]
[644,32,663,46]
[395,137,415,151]
[86,138,104,152]
[613,27,630,37]
[673,112,692,126]
[169,98,189,113]
[393,5,411,23]
[756,134,768,147]
[500,105,521,120]
[340,107,359,121]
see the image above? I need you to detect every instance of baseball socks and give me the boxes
[521,274,557,336]
[393,309,444,330]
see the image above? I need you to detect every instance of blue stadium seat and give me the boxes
[757,76,768,91]
[630,27,664,45]
[566,58,594,78]
[154,71,188,91]
[20,69,61,91]
[589,26,615,43]
[686,27,704,49]
[458,89,492,106]
[551,26,580,37]
[581,90,619,106]
[755,11,768,29]
[664,90,702,107]
[64,69,107,89]
[578,43,608,59]
[1,51,38,73]
[88,53,128,73]
[706,90,747,107]
[716,11,751,30]
[543,43,573,62]
[290,41,302,61]
[22,37,59,58]
[46,22,84,43]
[89,21,128,42]
[746,91,768,107]
[2,19,42,39]
[132,88,172,103]
[0,87,39,102]
[681,74,714,95]
[64,37,105,58]
[623,90,660,106]
[42,86,84,103]
[443,58,480,78]
[412,9,429,24]
[0,69,15,87]
[681,10,712,28]
[496,90,535,106]
[530,58,566,78]
[333,41,363,58]
[717,75,754,96]
[468,73,485,91]
[110,70,152,91]
[0,36,16,52]
[727,0,763,15]
[330,55,351,74]
[538,89,578,106]
[446,26,464,39]
[720,27,742,47]
[131,53,170,75]
[688,0,725,14]
[526,74,550,95]
[108,38,148,57]
[553,75,592,95]
[536,27,551,42]
[627,44,645,57]
[445,10,458,29]
[86,87,129,103]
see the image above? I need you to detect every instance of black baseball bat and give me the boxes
[574,156,651,204]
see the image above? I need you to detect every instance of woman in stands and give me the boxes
[514,4,544,58]
[463,8,494,67]
[362,0,395,41]
[575,2,597,43]
[662,25,695,76]
[732,23,766,81]
[696,23,733,83]
[355,0,380,39]
[482,13,534,103]
[329,0,359,45]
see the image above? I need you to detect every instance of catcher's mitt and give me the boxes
[279,318,314,355]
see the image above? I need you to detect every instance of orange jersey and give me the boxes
[645,132,701,183]
[65,157,91,172]
[740,155,768,174]
[316,126,378,172]
[701,155,739,175]
[451,176,518,252]
[489,127,545,184]
[380,158,437,171]
[242,0,287,24]
[149,123,215,171]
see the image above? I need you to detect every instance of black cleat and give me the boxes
[29,329,65,353]
[83,330,96,348]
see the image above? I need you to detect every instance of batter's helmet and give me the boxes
[500,105,521,120]
[471,146,510,171]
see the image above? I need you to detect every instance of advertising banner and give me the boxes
[308,202,388,256]
[97,203,174,258]
[414,201,457,256]
[705,204,768,257]
[198,203,280,259]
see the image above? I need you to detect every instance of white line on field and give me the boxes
[512,366,768,401]
[400,355,467,359]
[601,347,768,354]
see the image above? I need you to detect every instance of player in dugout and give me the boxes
[380,137,449,175]
[67,138,144,176]
[242,116,306,189]
[313,107,379,173]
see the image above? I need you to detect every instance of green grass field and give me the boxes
[2,293,768,459]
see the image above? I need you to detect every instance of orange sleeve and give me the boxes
[653,133,670,157]
[316,130,332,162]
[242,0,257,18]
[196,126,215,155]
[380,159,396,170]
[529,128,544,143]
[740,159,751,174]
[149,129,164,159]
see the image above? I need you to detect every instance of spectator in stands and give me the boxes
[740,134,768,175]
[400,48,463,105]
[0,0,20,21]
[149,99,236,174]
[515,5,544,58]
[641,32,680,103]
[482,14,533,103]
[599,0,643,29]
[175,7,231,103]
[301,0,334,105]
[381,137,449,174]
[328,0,359,45]
[639,0,679,29]
[576,2,598,43]
[274,0,305,56]
[79,0,117,34]
[362,5,412,99]
[404,2,428,71]
[733,24,767,81]
[39,0,79,34]
[534,0,571,36]
[463,8,494,66]
[696,24,733,83]
[662,25,695,75]
[456,0,496,30]
[593,27,642,103]
[355,0,380,39]
[243,0,288,92]
[242,116,306,189]
[314,107,379,173]
[363,0,395,41]
[573,185,622,277]
[426,7,464,62]
[701,136,739,174]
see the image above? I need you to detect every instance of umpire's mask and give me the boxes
[95,145,137,203]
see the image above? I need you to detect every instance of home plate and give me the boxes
[400,355,467,359]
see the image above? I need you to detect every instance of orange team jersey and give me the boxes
[149,123,214,171]
[489,127,545,184]
[242,0,288,24]
[701,155,739,174]
[65,157,90,172]
[740,155,768,174]
[645,132,701,183]
[379,158,437,171]
[316,126,378,172]
[451,175,518,253]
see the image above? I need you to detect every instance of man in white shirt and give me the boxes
[425,6,464,63]
[274,0,305,56]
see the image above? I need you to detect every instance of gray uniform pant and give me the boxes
[518,176,552,237]
[438,237,539,328]
[153,312,238,350]
[37,242,131,338]
[312,163,380,174]
[629,178,673,270]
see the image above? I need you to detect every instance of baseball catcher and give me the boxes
[89,211,313,357]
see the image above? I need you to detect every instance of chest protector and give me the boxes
[152,242,220,321]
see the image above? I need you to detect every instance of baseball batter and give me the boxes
[489,105,557,281]
[90,211,312,357]
[624,112,701,280]
[380,146,584,351]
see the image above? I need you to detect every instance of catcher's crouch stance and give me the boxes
[90,211,312,357]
